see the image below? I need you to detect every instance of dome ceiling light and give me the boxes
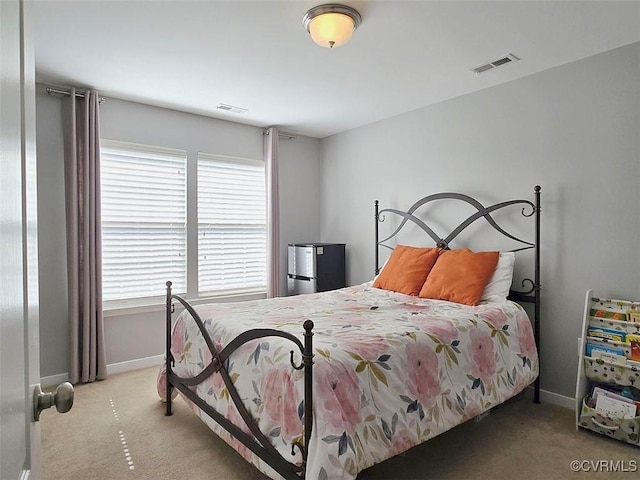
[302,4,362,49]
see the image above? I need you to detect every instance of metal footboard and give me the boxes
[164,281,314,479]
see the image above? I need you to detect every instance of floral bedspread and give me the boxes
[157,283,538,480]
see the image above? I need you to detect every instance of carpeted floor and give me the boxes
[42,366,638,480]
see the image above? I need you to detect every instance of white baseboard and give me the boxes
[106,354,164,375]
[527,385,575,410]
[40,354,164,387]
[41,372,71,388]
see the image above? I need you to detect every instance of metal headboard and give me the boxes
[374,185,541,402]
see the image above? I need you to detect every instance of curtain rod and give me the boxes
[263,129,297,140]
[46,87,105,104]
[278,132,297,140]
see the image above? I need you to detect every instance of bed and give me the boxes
[158,186,541,480]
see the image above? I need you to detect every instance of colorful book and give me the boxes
[627,310,640,324]
[628,334,640,361]
[592,386,634,404]
[591,308,627,322]
[586,342,625,357]
[595,394,638,419]
[588,326,626,343]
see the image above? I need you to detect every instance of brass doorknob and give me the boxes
[33,382,74,421]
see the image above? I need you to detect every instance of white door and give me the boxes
[1,1,42,478]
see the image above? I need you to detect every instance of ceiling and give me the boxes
[32,1,640,139]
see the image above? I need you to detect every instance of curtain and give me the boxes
[264,126,280,298]
[63,88,107,384]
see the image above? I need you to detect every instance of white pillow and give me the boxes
[372,257,390,283]
[479,252,515,304]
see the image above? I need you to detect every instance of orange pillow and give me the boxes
[419,249,499,306]
[373,245,441,296]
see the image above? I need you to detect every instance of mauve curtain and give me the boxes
[63,88,107,384]
[264,126,280,298]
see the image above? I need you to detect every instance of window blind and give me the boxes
[197,153,266,294]
[101,141,187,301]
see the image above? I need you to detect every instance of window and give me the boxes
[198,153,266,294]
[100,141,266,306]
[100,141,187,302]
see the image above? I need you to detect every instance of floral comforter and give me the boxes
[157,283,538,480]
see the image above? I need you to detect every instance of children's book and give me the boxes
[592,386,634,404]
[586,342,625,357]
[588,326,626,343]
[595,395,638,419]
[627,334,640,361]
[590,308,627,321]
[626,309,640,324]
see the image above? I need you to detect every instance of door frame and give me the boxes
[23,0,42,476]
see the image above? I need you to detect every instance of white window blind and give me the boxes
[197,153,266,294]
[101,141,187,302]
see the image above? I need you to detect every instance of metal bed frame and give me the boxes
[163,186,541,480]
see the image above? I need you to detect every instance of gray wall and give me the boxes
[36,90,321,376]
[36,87,68,378]
[320,42,640,399]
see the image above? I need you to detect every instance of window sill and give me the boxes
[103,289,267,318]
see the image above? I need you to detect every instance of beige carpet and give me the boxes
[42,367,638,480]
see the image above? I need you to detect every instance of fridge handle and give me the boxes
[288,274,313,281]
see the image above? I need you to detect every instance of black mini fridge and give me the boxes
[287,243,345,295]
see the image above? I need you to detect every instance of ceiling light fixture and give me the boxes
[302,4,362,49]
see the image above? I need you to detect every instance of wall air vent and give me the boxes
[215,103,248,114]
[471,54,520,75]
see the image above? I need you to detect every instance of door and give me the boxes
[1,1,42,478]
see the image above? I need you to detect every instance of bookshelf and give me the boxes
[575,290,640,446]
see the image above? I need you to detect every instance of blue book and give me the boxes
[588,326,626,343]
[586,342,625,357]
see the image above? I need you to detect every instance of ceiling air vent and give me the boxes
[215,103,248,114]
[471,54,520,75]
